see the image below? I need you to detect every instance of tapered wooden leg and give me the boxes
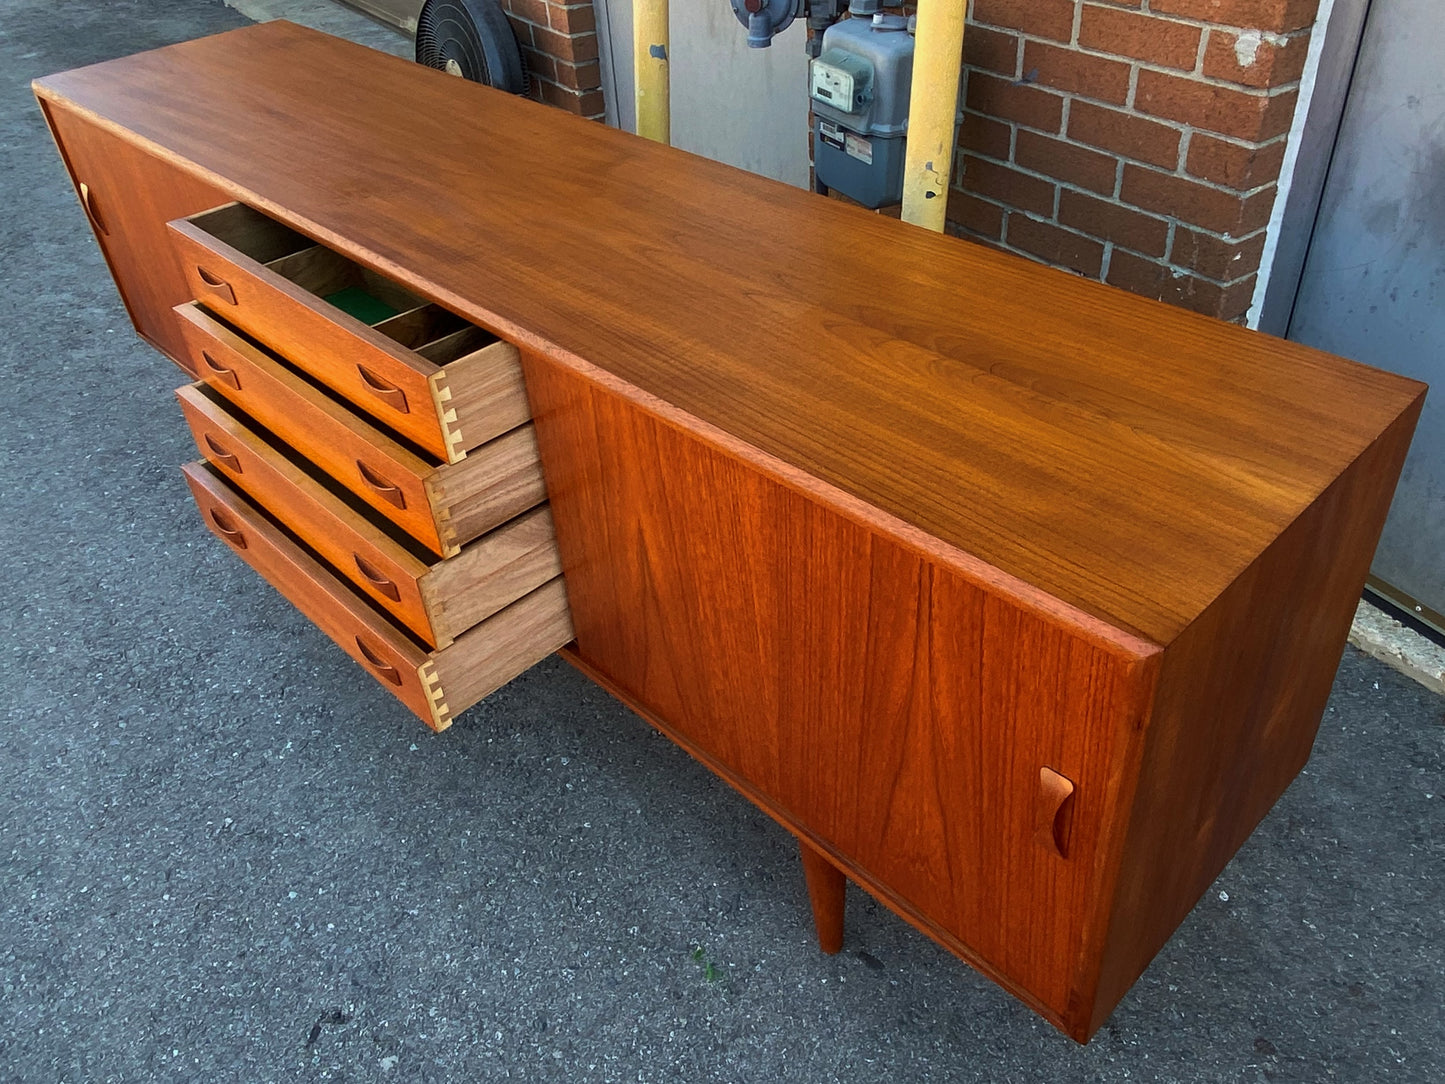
[799,839,846,954]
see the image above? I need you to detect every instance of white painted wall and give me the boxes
[594,1,812,188]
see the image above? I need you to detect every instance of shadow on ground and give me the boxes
[1,2,1441,1080]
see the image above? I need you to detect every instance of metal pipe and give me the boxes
[901,1,965,232]
[633,0,670,144]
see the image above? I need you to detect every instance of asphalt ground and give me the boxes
[2,2,1442,1080]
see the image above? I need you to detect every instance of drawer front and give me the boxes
[175,383,441,646]
[181,461,446,727]
[168,211,451,461]
[183,462,575,731]
[173,302,450,557]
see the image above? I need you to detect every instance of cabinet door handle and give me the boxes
[356,460,407,509]
[79,182,108,235]
[199,349,241,391]
[354,635,403,686]
[196,265,237,305]
[353,553,401,601]
[1037,767,1075,859]
[357,365,410,414]
[203,433,242,474]
[207,506,247,549]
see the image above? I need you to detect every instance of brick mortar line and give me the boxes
[1191,15,1210,72]
[970,24,1310,96]
[949,182,1270,287]
[512,15,598,40]
[957,114,1286,199]
[995,41,1307,101]
[1122,58,1306,98]
[962,66,1302,152]
[960,83,1296,150]
[958,143,1280,217]
[1017,209,1260,289]
[1128,158,1281,199]
[971,13,1315,40]
[530,74,593,97]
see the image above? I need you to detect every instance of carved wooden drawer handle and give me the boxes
[196,265,237,305]
[79,182,108,235]
[207,506,247,549]
[354,635,403,686]
[357,365,410,414]
[1037,767,1076,859]
[203,433,242,474]
[353,553,401,601]
[356,460,407,509]
[199,349,241,391]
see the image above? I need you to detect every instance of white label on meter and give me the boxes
[810,61,855,111]
[818,120,845,151]
[844,132,873,165]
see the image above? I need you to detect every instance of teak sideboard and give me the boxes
[35,21,1425,1042]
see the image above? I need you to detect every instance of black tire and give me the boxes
[415,0,527,94]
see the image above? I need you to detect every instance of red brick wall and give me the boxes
[950,0,1321,322]
[498,0,605,119]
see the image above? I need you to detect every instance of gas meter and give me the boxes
[810,14,916,209]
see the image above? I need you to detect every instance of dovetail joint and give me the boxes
[430,373,468,464]
[432,506,461,558]
[420,660,452,731]
[422,477,462,559]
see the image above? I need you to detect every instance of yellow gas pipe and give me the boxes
[901,1,966,232]
[633,0,670,144]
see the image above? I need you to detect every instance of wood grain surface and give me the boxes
[522,350,1160,1032]
[33,21,1426,644]
[1085,394,1425,1038]
[181,461,442,725]
[35,26,1430,1042]
[173,302,547,559]
[427,425,549,550]
[420,505,564,645]
[170,209,454,461]
[183,463,573,731]
[38,98,227,365]
[431,340,533,459]
[427,576,574,713]
[799,841,847,955]
[173,302,451,556]
[175,382,442,644]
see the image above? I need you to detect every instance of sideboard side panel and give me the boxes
[39,97,228,366]
[1089,390,1426,1035]
[523,351,1157,1031]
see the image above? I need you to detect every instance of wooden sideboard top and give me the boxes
[34,20,1425,647]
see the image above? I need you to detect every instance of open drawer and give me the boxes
[176,383,564,650]
[182,461,574,731]
[168,202,529,463]
[174,302,547,559]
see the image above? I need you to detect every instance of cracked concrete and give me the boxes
[1350,600,1445,697]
